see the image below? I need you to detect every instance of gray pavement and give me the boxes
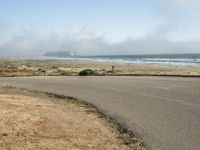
[0,76,200,150]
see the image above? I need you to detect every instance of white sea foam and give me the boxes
[37,55,200,68]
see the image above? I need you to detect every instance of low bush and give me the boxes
[79,69,94,76]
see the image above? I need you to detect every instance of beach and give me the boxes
[0,59,200,77]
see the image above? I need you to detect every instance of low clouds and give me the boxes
[0,26,200,57]
[163,0,200,8]
[159,0,200,13]
[0,29,109,57]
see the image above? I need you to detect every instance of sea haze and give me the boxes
[41,54,200,68]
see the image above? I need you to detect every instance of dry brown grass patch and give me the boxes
[0,87,143,150]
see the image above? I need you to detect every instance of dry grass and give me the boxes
[0,87,143,150]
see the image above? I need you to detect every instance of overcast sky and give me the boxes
[0,0,200,57]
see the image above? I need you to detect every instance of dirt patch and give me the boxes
[0,87,143,150]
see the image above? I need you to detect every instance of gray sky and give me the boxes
[0,0,200,57]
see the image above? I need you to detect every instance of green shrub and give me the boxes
[79,69,94,76]
[52,65,58,69]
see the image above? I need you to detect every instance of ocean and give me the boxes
[41,54,200,67]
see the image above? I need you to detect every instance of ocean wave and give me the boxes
[37,56,200,67]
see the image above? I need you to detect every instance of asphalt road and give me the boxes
[0,76,200,150]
